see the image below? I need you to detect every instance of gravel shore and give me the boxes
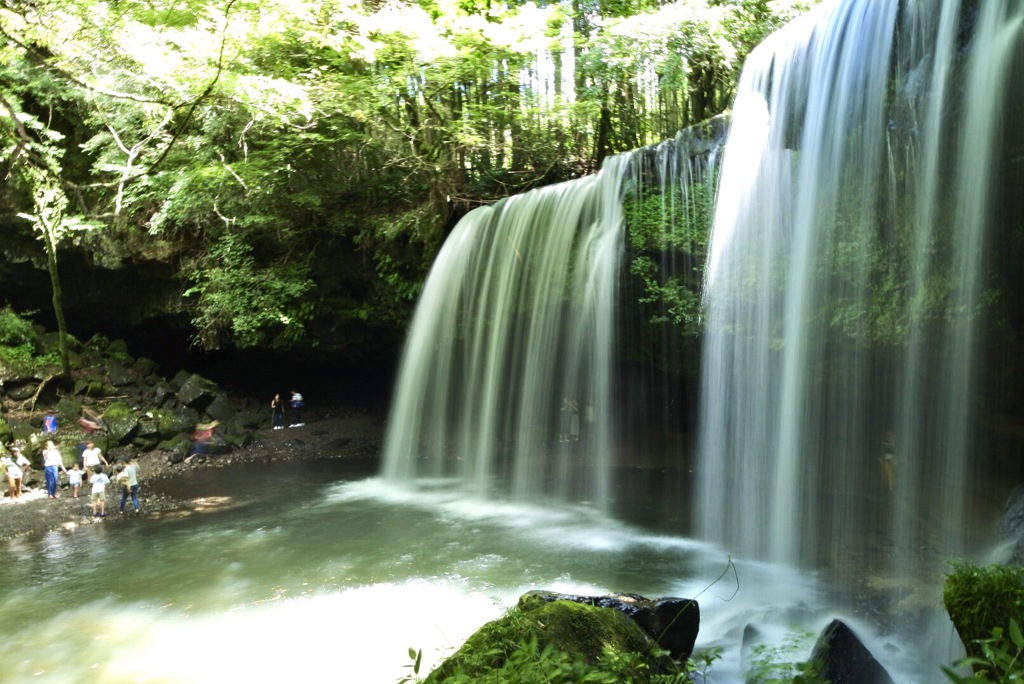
[0,405,386,542]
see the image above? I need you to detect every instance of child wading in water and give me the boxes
[90,465,110,517]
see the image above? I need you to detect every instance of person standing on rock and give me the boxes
[289,390,305,427]
[82,441,108,481]
[42,440,67,499]
[119,457,141,514]
[271,393,285,430]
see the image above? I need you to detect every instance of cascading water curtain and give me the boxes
[697,0,1024,594]
[381,156,633,509]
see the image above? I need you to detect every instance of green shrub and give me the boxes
[942,619,1024,683]
[0,306,37,347]
[944,562,1024,661]
[745,631,827,684]
[0,307,62,374]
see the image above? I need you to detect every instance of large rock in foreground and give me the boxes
[425,591,697,683]
[520,590,700,661]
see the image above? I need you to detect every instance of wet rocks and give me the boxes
[808,619,894,684]
[997,484,1024,565]
[1,332,259,467]
[742,619,894,684]
[518,590,700,661]
[430,591,685,682]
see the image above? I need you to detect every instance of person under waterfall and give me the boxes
[880,429,896,492]
[559,397,579,443]
[569,398,580,442]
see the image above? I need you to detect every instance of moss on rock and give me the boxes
[944,561,1024,661]
[103,401,139,444]
[426,598,682,683]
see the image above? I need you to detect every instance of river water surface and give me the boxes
[0,459,961,683]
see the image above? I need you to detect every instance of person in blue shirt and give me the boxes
[42,411,58,434]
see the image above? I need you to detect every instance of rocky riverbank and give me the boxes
[0,404,387,542]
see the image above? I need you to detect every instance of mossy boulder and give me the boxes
[425,598,681,683]
[0,418,13,445]
[55,395,82,423]
[519,590,699,661]
[106,360,136,387]
[132,416,162,450]
[156,407,199,439]
[103,401,139,444]
[168,369,191,393]
[204,393,236,424]
[106,339,130,359]
[6,381,36,401]
[153,383,178,408]
[944,561,1024,663]
[158,434,191,463]
[176,373,218,411]
[223,431,254,449]
[133,357,159,382]
[10,420,35,444]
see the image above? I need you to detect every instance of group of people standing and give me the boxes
[271,390,305,429]
[2,437,141,516]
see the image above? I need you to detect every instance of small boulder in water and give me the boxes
[807,619,894,684]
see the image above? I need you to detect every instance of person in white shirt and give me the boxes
[82,441,108,480]
[289,390,305,427]
[42,440,68,499]
[90,465,111,517]
[2,457,24,501]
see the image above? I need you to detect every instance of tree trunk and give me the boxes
[42,224,71,377]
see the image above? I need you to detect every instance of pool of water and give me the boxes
[0,459,960,683]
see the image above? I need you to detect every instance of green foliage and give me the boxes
[942,619,1024,683]
[399,647,424,684]
[184,233,314,349]
[0,307,37,348]
[624,179,712,333]
[0,307,62,374]
[0,0,823,354]
[944,562,1024,668]
[402,639,720,683]
[746,631,827,684]
[422,601,690,683]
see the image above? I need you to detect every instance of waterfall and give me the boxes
[380,129,722,507]
[380,0,1024,603]
[381,157,632,507]
[698,0,1024,579]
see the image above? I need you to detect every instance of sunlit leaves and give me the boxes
[0,0,823,351]
[184,233,315,349]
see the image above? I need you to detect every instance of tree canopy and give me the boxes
[0,0,817,355]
